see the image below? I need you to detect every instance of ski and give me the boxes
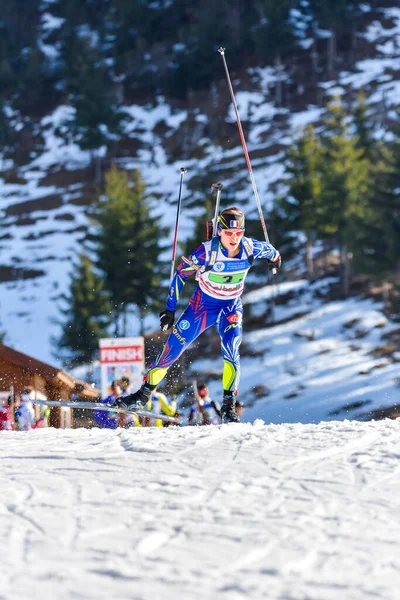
[32,399,181,425]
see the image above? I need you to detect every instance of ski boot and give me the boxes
[114,383,155,410]
[221,391,240,423]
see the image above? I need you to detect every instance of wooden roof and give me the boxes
[0,343,100,399]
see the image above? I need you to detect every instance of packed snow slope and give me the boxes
[1,420,400,600]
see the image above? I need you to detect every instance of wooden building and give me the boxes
[0,343,100,428]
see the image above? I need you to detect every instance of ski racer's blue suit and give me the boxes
[144,236,280,395]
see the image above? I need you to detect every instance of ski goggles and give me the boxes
[221,229,244,238]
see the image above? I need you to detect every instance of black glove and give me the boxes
[268,256,281,271]
[160,310,175,332]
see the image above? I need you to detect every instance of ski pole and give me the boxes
[211,182,224,237]
[218,48,277,274]
[169,167,187,283]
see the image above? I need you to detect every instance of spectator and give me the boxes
[16,388,36,431]
[235,400,244,419]
[119,377,131,394]
[188,383,222,425]
[119,377,140,428]
[0,396,13,430]
[33,405,51,429]
[142,389,177,427]
[94,380,121,429]
[188,393,204,426]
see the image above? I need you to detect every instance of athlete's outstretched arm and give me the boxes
[165,244,207,311]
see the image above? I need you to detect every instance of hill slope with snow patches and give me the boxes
[191,278,400,424]
[1,420,400,600]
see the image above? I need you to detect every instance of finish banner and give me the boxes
[99,337,144,399]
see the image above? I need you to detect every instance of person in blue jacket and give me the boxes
[116,206,281,423]
[94,380,121,429]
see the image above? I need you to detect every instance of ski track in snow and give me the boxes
[1,420,400,600]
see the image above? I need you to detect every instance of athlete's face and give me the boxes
[218,228,244,253]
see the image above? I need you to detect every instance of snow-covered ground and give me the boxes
[1,420,400,600]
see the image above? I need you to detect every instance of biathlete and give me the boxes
[115,206,281,422]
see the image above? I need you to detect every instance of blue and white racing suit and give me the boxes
[144,236,280,394]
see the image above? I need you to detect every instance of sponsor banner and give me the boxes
[99,337,144,398]
[223,260,249,271]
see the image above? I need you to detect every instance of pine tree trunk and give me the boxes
[114,307,120,337]
[227,2,241,44]
[327,30,336,76]
[350,26,357,64]
[275,55,283,107]
[311,39,318,81]
[383,280,390,307]
[138,306,145,337]
[122,308,127,337]
[92,151,102,184]
[306,236,314,278]
[341,246,352,298]
[323,241,330,274]
[95,154,102,185]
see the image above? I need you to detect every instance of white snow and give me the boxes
[364,8,400,44]
[242,279,309,304]
[29,106,95,171]
[340,58,398,89]
[290,107,324,131]
[122,99,188,140]
[1,420,400,599]
[41,12,65,31]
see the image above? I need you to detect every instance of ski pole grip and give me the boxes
[211,182,224,236]
[211,182,224,193]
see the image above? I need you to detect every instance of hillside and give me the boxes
[0,1,399,371]
[185,276,399,423]
[67,275,400,424]
[1,420,400,600]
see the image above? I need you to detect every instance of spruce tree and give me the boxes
[54,3,122,169]
[280,125,324,277]
[320,98,371,295]
[252,0,296,61]
[94,165,167,336]
[348,95,398,278]
[55,253,112,367]
[307,1,364,74]
[352,93,376,161]
[68,39,121,153]
[356,143,400,278]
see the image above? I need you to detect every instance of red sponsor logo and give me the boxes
[100,346,143,364]
[226,313,242,324]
